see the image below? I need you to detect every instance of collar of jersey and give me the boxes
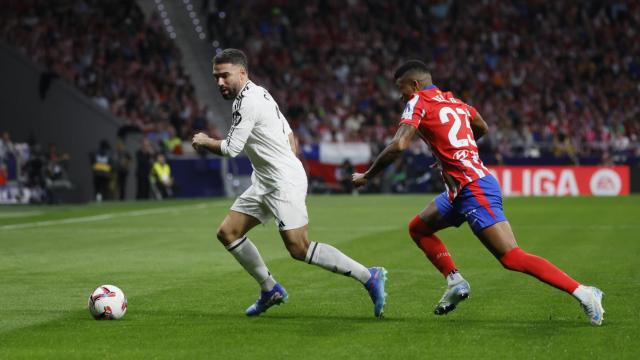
[423,85,437,90]
[235,80,253,101]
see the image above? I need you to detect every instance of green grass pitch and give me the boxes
[1,195,638,359]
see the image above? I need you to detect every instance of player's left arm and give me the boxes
[469,110,489,140]
[352,124,417,187]
[282,116,298,155]
[288,132,299,155]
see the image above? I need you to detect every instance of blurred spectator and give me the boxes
[46,143,70,180]
[113,141,132,200]
[389,156,408,193]
[335,159,354,194]
[24,142,47,196]
[0,131,15,162]
[91,139,112,202]
[0,163,7,188]
[44,142,72,202]
[162,125,183,155]
[136,138,155,199]
[150,153,173,199]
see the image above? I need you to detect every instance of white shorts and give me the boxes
[230,184,309,231]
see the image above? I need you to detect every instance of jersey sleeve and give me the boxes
[465,104,478,119]
[220,99,258,158]
[399,94,425,128]
[283,114,293,135]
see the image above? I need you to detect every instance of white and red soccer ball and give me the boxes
[88,285,128,320]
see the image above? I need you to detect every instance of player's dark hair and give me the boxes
[213,48,248,71]
[394,60,430,80]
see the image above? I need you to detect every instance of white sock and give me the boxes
[304,241,371,284]
[226,237,276,292]
[446,271,464,286]
[572,284,590,303]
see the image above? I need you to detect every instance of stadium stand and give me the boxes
[0,0,220,144]
[3,0,638,160]
[203,0,639,160]
[1,1,639,198]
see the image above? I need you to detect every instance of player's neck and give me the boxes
[234,79,251,99]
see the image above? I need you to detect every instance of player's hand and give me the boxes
[192,132,211,151]
[352,172,368,188]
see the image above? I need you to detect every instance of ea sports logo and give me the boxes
[589,169,622,196]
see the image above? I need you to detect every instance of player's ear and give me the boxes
[412,79,421,91]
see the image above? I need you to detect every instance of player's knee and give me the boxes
[216,226,240,244]
[408,215,434,240]
[499,247,526,272]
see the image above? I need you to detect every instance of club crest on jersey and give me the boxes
[232,110,242,126]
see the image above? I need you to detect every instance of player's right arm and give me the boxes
[352,94,423,187]
[192,133,224,156]
[193,99,258,157]
[352,124,416,187]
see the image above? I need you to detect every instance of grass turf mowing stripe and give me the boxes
[0,195,638,359]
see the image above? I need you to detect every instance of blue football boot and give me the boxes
[364,267,388,318]
[245,283,288,316]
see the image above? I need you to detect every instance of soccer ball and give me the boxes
[88,284,128,320]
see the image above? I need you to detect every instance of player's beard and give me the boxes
[219,86,238,100]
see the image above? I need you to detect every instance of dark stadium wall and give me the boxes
[0,42,121,203]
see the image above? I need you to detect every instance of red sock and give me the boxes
[500,247,579,293]
[409,215,457,278]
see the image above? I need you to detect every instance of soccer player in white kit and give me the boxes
[192,49,387,318]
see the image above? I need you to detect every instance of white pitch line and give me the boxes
[0,203,215,231]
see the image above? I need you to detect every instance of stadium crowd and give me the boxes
[1,0,639,166]
[0,0,221,147]
[204,0,640,161]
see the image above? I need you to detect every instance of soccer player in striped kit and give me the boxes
[352,60,604,325]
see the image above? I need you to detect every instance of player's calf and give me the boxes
[408,215,457,277]
[284,241,309,261]
[499,247,579,293]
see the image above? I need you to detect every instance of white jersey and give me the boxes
[220,80,307,194]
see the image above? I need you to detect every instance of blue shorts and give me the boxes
[434,175,507,233]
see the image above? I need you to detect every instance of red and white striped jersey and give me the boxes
[399,85,490,201]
